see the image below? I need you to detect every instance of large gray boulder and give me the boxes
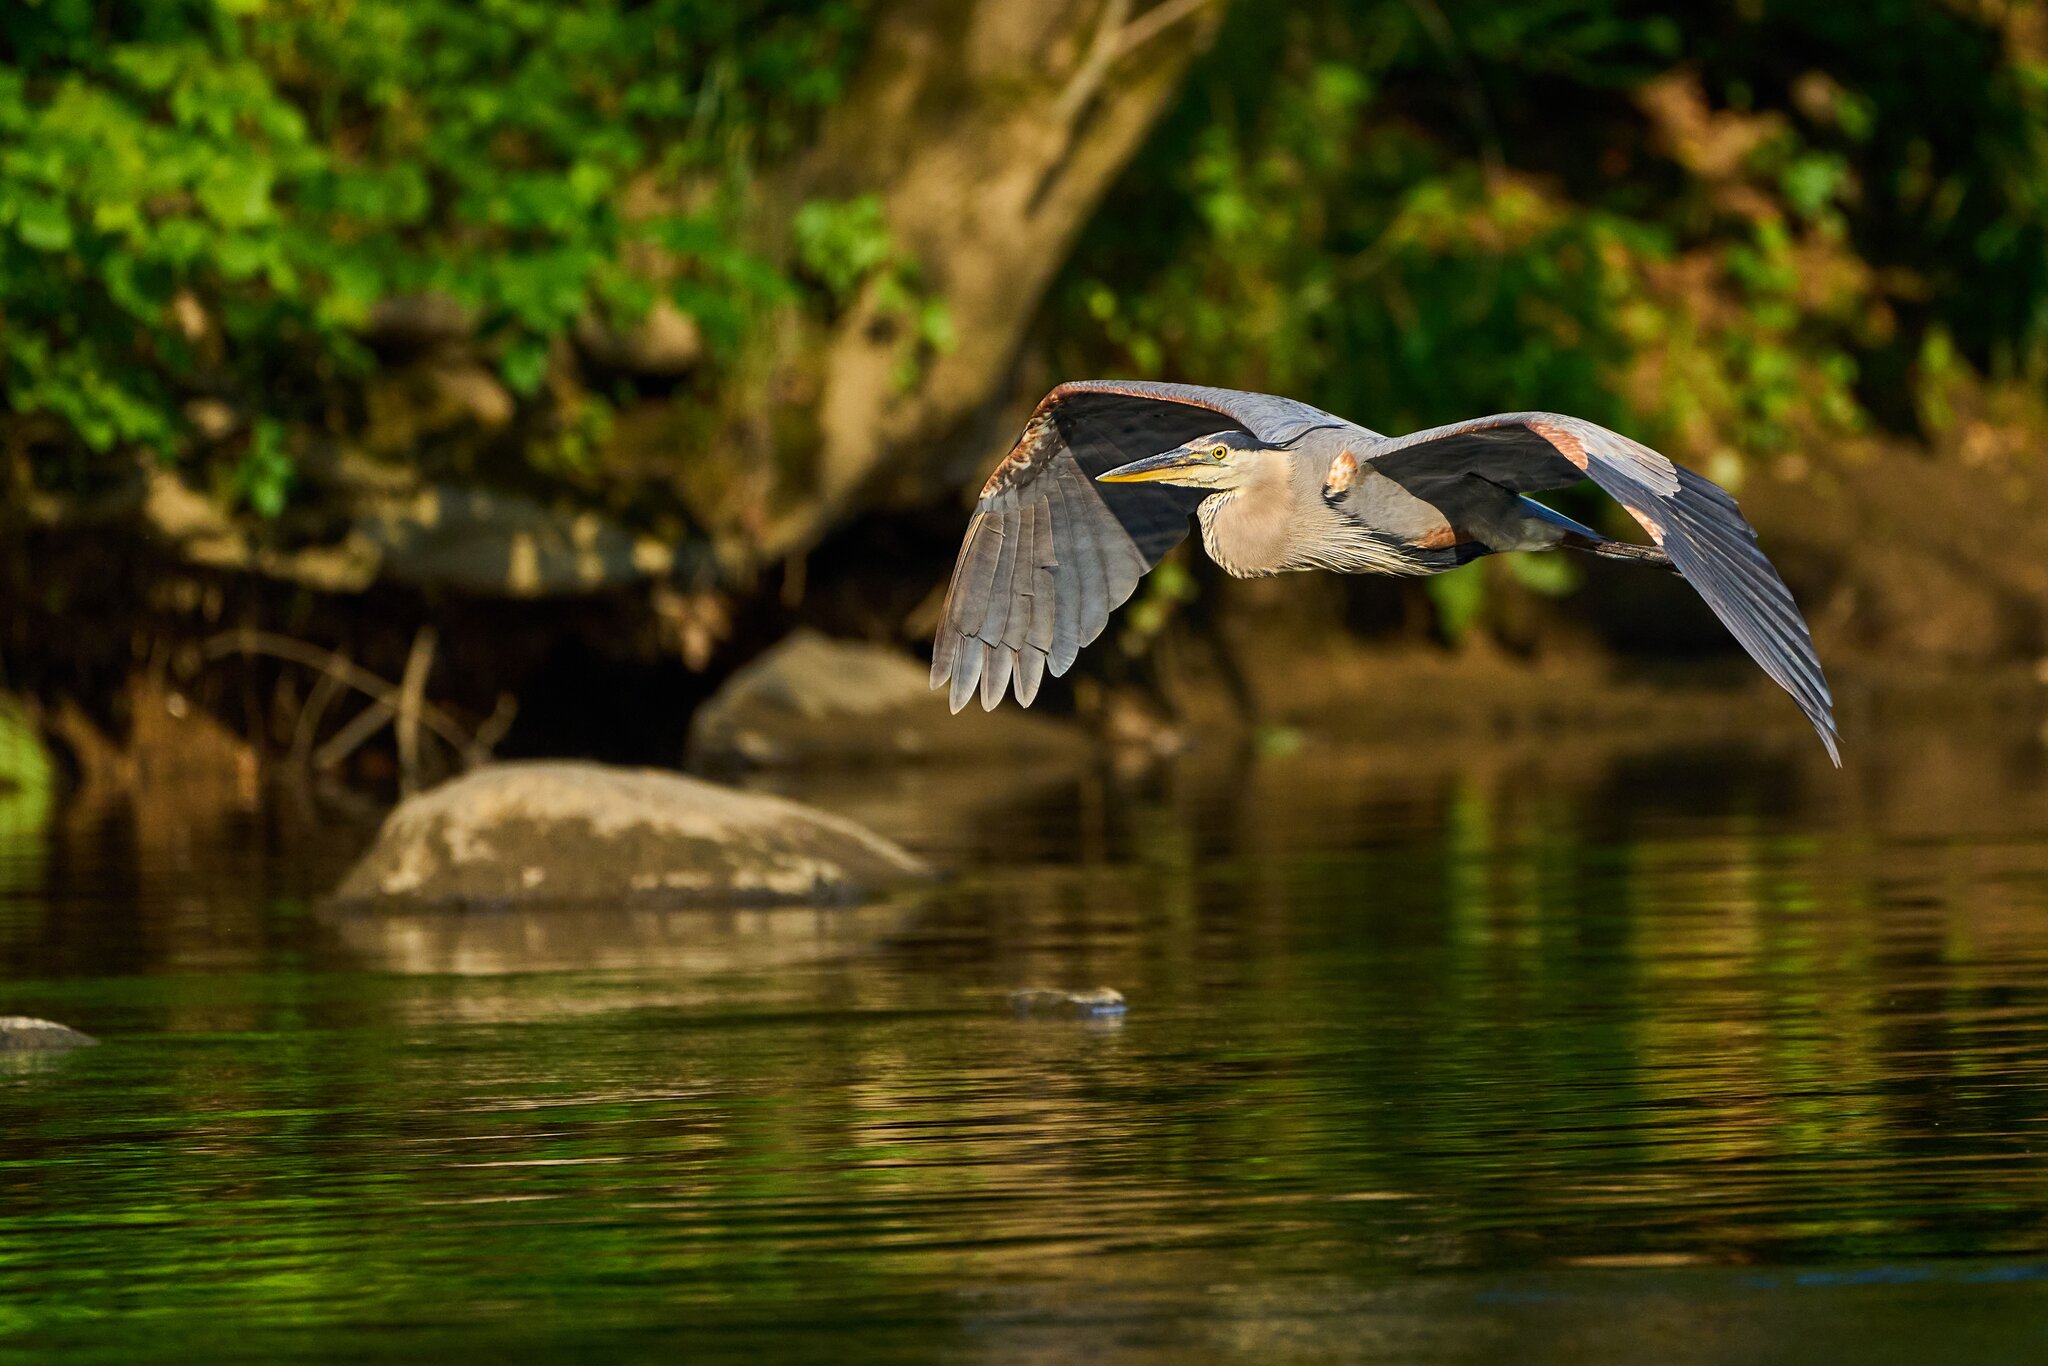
[330,760,929,908]
[687,629,1083,767]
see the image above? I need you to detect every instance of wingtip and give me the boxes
[947,666,976,714]
[1014,647,1046,707]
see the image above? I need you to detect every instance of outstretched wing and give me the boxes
[1367,412,1840,765]
[933,380,1344,712]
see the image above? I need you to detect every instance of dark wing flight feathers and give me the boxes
[932,380,1343,712]
[1368,412,1840,764]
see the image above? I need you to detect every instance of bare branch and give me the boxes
[395,625,438,795]
[203,628,475,761]
[314,701,397,773]
[1055,0,1134,124]
[290,668,344,769]
[1114,0,1217,60]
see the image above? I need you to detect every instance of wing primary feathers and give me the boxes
[930,616,958,692]
[1026,504,1057,655]
[1661,476,1830,696]
[977,509,1022,645]
[1015,645,1047,706]
[1003,502,1039,652]
[1659,508,1816,646]
[1044,471,1086,674]
[1674,513,1823,663]
[984,503,1038,708]
[980,643,1015,712]
[1096,492,1149,612]
[1055,461,1113,648]
[949,636,986,715]
[1648,477,1839,764]
[955,511,1003,635]
[1667,511,1831,714]
[929,512,980,690]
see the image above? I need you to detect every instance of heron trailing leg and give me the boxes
[1558,530,1676,572]
[1506,493,1677,572]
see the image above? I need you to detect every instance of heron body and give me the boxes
[932,380,1840,764]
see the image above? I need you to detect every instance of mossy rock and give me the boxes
[0,1018,97,1052]
[330,760,930,909]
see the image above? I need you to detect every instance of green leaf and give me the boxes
[234,421,294,519]
[1503,551,1582,598]
[1426,564,1487,644]
[791,195,894,301]
[197,163,275,228]
[14,197,73,252]
[499,337,551,396]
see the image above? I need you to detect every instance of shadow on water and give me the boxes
[3,717,2048,1361]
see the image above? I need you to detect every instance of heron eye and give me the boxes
[1211,444,1228,460]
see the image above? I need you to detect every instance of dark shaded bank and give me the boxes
[1,496,1008,793]
[17,409,2048,798]
[7,448,2048,802]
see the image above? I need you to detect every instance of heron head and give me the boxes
[1095,430,1276,490]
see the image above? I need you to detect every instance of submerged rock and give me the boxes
[687,629,1083,767]
[1007,987,1127,1019]
[0,1017,98,1052]
[329,760,929,909]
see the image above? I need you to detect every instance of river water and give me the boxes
[3,722,2047,1362]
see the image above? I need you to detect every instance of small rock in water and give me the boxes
[1007,987,1127,1019]
[0,1017,99,1052]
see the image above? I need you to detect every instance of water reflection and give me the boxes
[3,719,2047,1361]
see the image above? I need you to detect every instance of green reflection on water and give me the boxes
[0,699,53,907]
[4,730,2048,1362]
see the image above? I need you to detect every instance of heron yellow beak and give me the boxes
[1096,445,1208,483]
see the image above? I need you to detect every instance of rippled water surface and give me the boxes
[4,726,2048,1362]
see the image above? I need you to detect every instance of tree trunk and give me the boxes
[758,0,1222,559]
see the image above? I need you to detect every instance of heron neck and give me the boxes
[1196,458,1295,578]
[1198,454,1421,578]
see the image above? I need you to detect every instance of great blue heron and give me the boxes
[931,380,1840,764]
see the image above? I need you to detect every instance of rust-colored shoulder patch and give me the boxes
[977,381,1265,502]
[980,408,1060,499]
[1322,449,1360,499]
[1523,418,1590,471]
[1408,524,1459,550]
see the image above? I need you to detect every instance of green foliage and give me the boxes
[232,418,292,518]
[1121,553,1199,648]
[1,0,866,511]
[1425,563,1488,645]
[792,192,955,390]
[792,194,896,302]
[0,698,55,847]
